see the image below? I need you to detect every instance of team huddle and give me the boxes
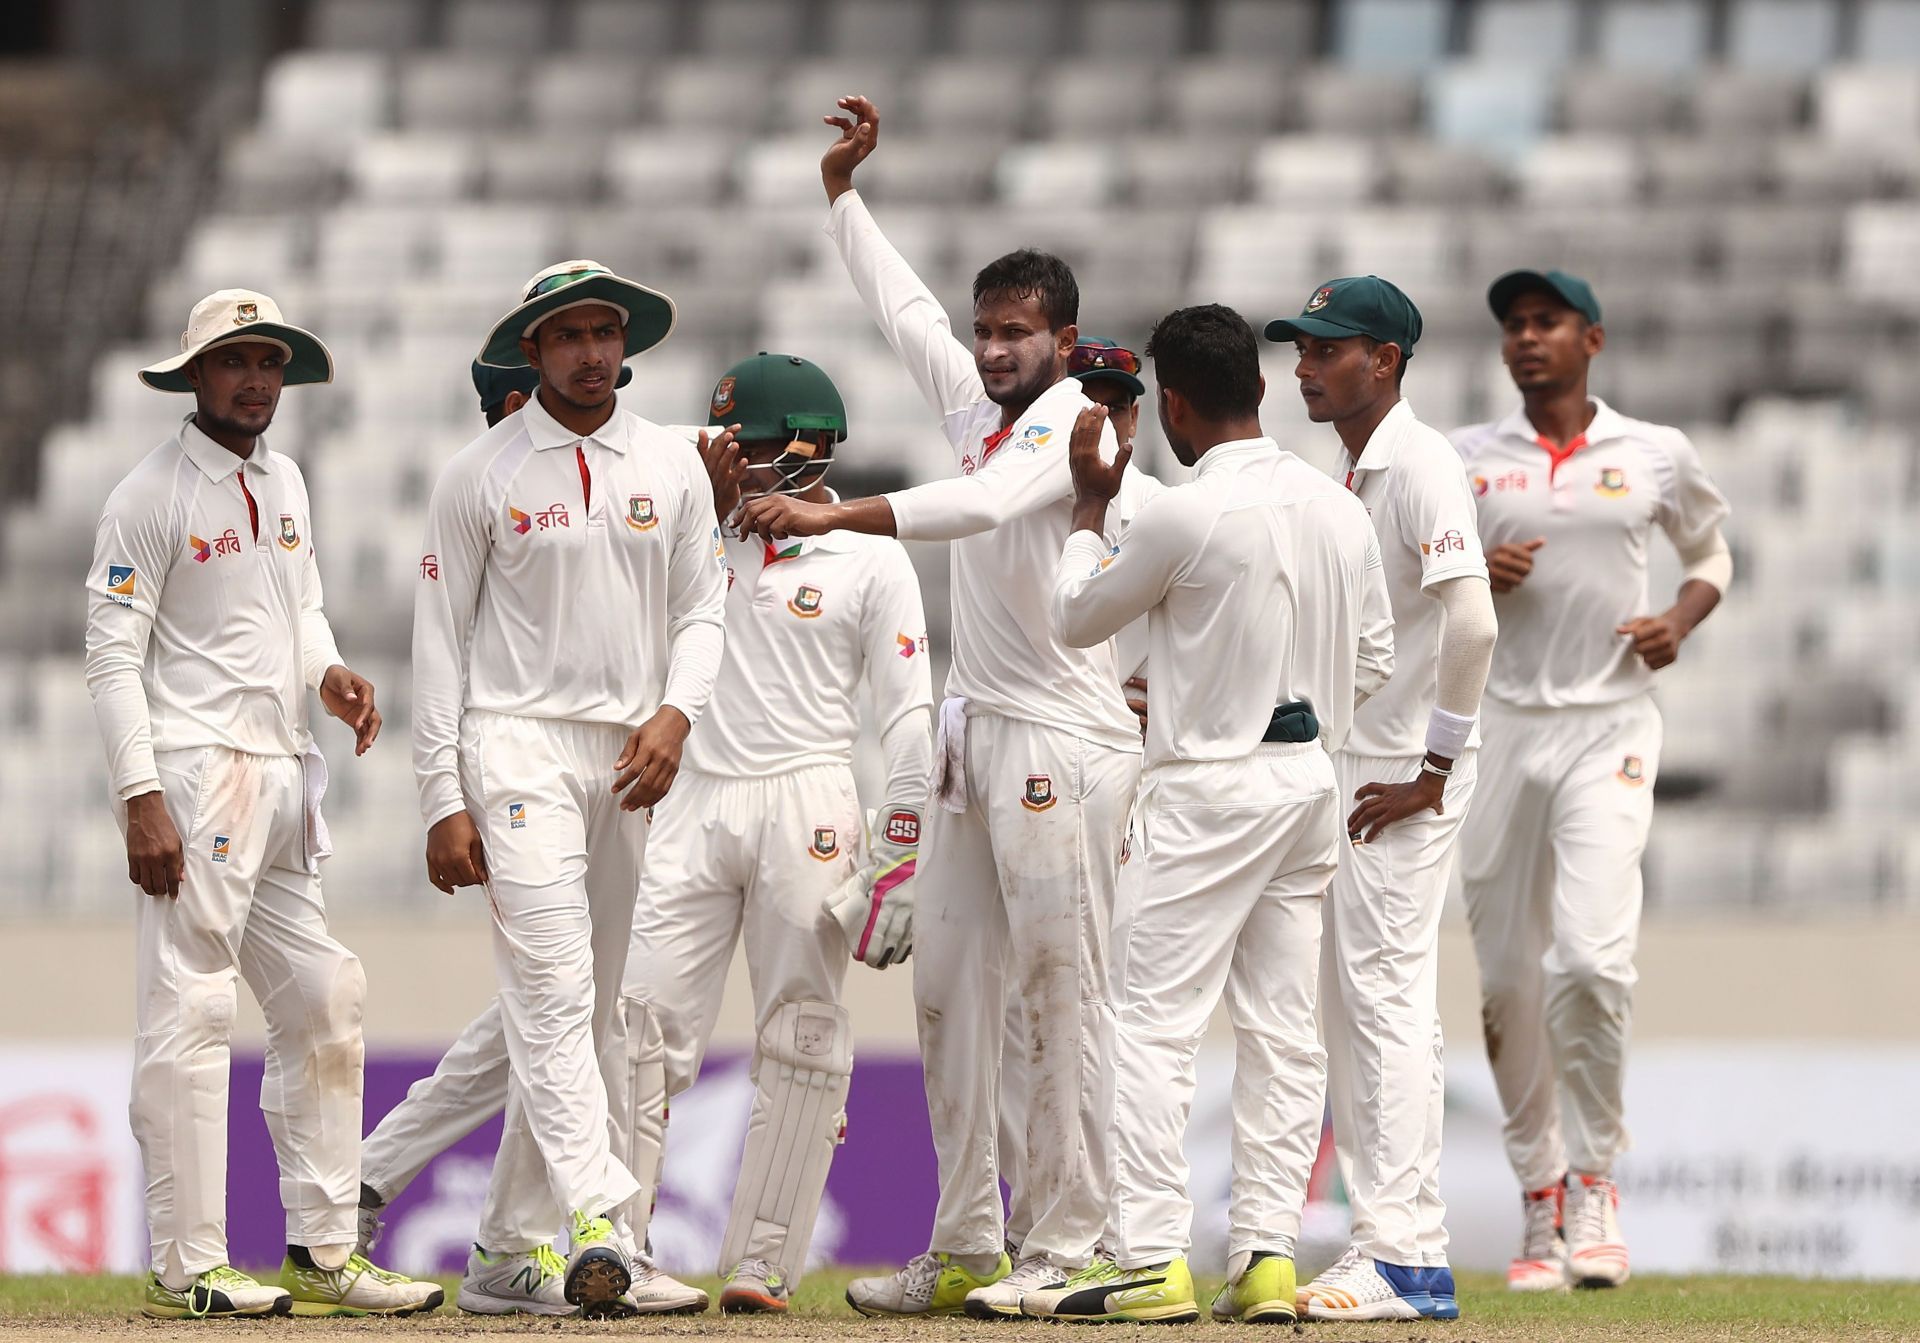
[83,95,1730,1324]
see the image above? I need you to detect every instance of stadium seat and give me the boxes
[347,132,481,203]
[1042,63,1163,135]
[1193,206,1330,315]
[218,130,348,206]
[1327,208,1457,292]
[739,134,843,207]
[648,58,774,131]
[1594,0,1711,74]
[1250,135,1382,206]
[482,134,606,202]
[1688,68,1807,136]
[771,60,899,135]
[1077,0,1188,55]
[309,0,430,50]
[1772,135,1883,200]
[314,205,439,284]
[1383,141,1506,204]
[1560,69,1681,136]
[1718,208,1841,281]
[527,56,651,128]
[444,0,553,53]
[1164,59,1290,136]
[1843,203,1920,299]
[690,0,808,58]
[436,207,556,286]
[1726,0,1840,72]
[821,0,936,59]
[1332,0,1451,71]
[949,0,1063,57]
[1428,62,1551,158]
[905,58,1035,137]
[604,131,737,206]
[566,0,679,53]
[396,54,523,130]
[177,216,303,289]
[856,136,1002,206]
[1643,137,1768,203]
[1771,821,1893,907]
[261,53,391,142]
[1208,0,1318,61]
[1464,0,1579,65]
[995,141,1122,209]
[1295,67,1422,135]
[1854,0,1920,63]
[1643,810,1770,909]
[1815,64,1920,145]
[1122,136,1249,207]
[1516,136,1640,206]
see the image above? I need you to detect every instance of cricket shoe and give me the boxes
[1509,1182,1569,1291]
[1021,1255,1200,1324]
[1298,1245,1460,1320]
[457,1243,572,1316]
[142,1267,291,1319]
[846,1250,1009,1316]
[966,1253,1068,1319]
[720,1257,789,1314]
[280,1247,444,1316]
[563,1211,632,1317]
[620,1252,709,1314]
[1566,1174,1630,1288]
[1210,1250,1296,1324]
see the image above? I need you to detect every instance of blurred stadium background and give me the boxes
[0,0,1915,1290]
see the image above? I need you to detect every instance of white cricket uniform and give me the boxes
[1451,399,1728,1186]
[829,190,1142,1267]
[412,390,726,1236]
[85,418,364,1286]
[1051,438,1393,1269]
[1325,400,1489,1267]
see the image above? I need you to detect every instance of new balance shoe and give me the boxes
[623,1252,709,1314]
[720,1257,788,1314]
[1566,1173,1630,1288]
[1299,1245,1460,1320]
[142,1267,291,1320]
[966,1253,1067,1319]
[280,1247,444,1316]
[1209,1250,1296,1324]
[1509,1182,1570,1292]
[564,1211,632,1318]
[458,1243,571,1316]
[846,1250,1009,1316]
[1021,1255,1200,1324]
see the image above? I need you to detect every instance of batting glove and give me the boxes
[824,802,920,969]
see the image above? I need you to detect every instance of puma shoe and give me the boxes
[142,1267,291,1320]
[965,1253,1067,1319]
[1021,1255,1200,1323]
[280,1247,443,1316]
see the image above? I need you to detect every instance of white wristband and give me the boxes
[1425,706,1475,759]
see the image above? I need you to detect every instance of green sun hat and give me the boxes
[478,259,677,369]
[1263,275,1423,355]
[707,352,847,443]
[1487,268,1602,324]
[140,289,332,393]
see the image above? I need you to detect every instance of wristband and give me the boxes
[1425,706,1475,759]
[1420,758,1453,780]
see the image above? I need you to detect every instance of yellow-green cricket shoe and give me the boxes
[280,1247,444,1316]
[846,1250,1010,1316]
[142,1266,291,1319]
[1021,1255,1201,1323]
[1210,1251,1297,1323]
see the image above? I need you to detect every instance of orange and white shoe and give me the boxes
[1565,1174,1630,1288]
[1507,1182,1569,1292]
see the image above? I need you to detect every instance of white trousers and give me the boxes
[1109,744,1338,1269]
[1323,749,1477,1268]
[460,710,645,1244]
[915,710,1139,1267]
[129,746,364,1287]
[1459,695,1661,1188]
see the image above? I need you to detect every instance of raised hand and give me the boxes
[1068,405,1130,508]
[698,423,747,522]
[821,94,881,202]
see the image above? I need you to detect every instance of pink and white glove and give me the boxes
[824,803,920,969]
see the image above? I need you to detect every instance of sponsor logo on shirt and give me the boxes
[277,514,300,551]
[960,452,978,476]
[508,506,532,535]
[1596,467,1629,497]
[1421,530,1468,557]
[1472,474,1489,497]
[106,564,136,606]
[419,554,439,580]
[1017,423,1052,451]
[1022,775,1056,812]
[788,584,824,618]
[509,803,527,829]
[1089,544,1119,577]
[883,810,920,846]
[210,835,230,863]
[809,825,839,860]
[1617,756,1646,787]
[1488,470,1528,493]
[188,534,211,563]
[896,632,927,659]
[628,494,658,531]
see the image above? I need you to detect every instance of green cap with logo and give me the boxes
[1263,275,1423,356]
[1070,336,1146,397]
[1487,268,1602,325]
[707,352,848,443]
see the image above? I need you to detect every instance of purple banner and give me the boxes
[225,1049,940,1276]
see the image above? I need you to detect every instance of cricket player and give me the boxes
[1452,270,1730,1290]
[616,352,932,1314]
[1267,278,1497,1321]
[1020,304,1394,1325]
[734,97,1144,1315]
[85,289,442,1319]
[413,261,727,1316]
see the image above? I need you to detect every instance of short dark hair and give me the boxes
[972,249,1079,332]
[1146,304,1262,421]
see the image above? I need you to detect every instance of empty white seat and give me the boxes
[1079,0,1185,56]
[566,0,678,53]
[1816,64,1920,145]
[1123,137,1249,206]
[1193,207,1331,315]
[436,207,555,286]
[1643,810,1769,909]
[738,134,842,207]
[1250,135,1382,206]
[1728,0,1840,71]
[347,132,481,203]
[1428,62,1551,159]
[1164,59,1288,136]
[1466,0,1579,63]
[995,142,1121,209]
[309,0,429,50]
[1327,208,1456,292]
[527,57,650,128]
[1383,141,1505,204]
[261,52,389,142]
[1689,68,1807,136]
[178,216,303,289]
[650,58,774,130]
[690,0,807,57]
[483,135,604,201]
[1857,0,1920,62]
[770,60,899,134]
[1773,135,1884,200]
[604,132,738,206]
[1561,69,1681,136]
[1595,0,1711,73]
[1209,0,1317,60]
[1332,0,1450,71]
[444,0,552,52]
[822,0,936,58]
[1042,63,1162,135]
[859,136,1003,206]
[1771,821,1892,907]
[1517,136,1639,206]
[1844,203,1920,300]
[950,0,1061,57]
[1643,138,1767,203]
[905,58,1034,137]
[1295,67,1422,135]
[397,54,522,130]
[314,206,438,284]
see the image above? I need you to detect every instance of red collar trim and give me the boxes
[981,423,1015,465]
[1535,432,1588,486]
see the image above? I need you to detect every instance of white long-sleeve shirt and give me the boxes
[1051,437,1394,766]
[85,418,343,801]
[412,391,728,829]
[827,190,1142,753]
[1339,399,1492,757]
[1452,398,1730,709]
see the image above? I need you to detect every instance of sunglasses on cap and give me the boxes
[524,264,612,301]
[1068,344,1141,377]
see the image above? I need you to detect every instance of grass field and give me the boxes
[3,1271,1918,1342]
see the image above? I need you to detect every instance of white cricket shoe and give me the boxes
[280,1249,444,1316]
[846,1250,1009,1317]
[720,1257,789,1313]
[1298,1245,1460,1320]
[1508,1182,1570,1292]
[458,1243,572,1316]
[619,1251,709,1314]
[1566,1174,1630,1288]
[964,1253,1067,1319]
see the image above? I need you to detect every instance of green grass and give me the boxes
[3,1270,1917,1340]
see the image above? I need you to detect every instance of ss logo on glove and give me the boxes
[883,810,920,845]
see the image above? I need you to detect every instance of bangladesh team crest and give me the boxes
[809,826,839,861]
[1022,775,1056,812]
[1305,286,1334,313]
[1617,755,1646,786]
[234,302,258,324]
[1596,467,1629,497]
[277,513,300,551]
[789,584,823,618]
[627,494,657,530]
[711,375,736,416]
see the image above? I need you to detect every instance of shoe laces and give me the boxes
[191,1266,256,1319]
[1005,1254,1063,1288]
[1520,1186,1564,1259]
[1064,1258,1121,1287]
[349,1253,408,1285]
[731,1257,780,1286]
[532,1244,567,1282]
[900,1252,945,1293]
[1568,1177,1616,1245]
[1315,1245,1368,1286]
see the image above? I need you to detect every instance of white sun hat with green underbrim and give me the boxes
[477,259,678,369]
[139,288,334,392]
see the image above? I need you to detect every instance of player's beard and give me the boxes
[198,403,276,441]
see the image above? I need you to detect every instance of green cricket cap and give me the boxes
[707,352,847,443]
[1264,275,1423,354]
[1488,268,1602,325]
[471,359,630,415]
[1070,336,1146,398]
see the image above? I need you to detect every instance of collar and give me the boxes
[1194,435,1279,479]
[522,388,632,454]
[1493,395,1630,452]
[1339,398,1414,479]
[983,376,1094,455]
[755,490,856,564]
[179,415,271,483]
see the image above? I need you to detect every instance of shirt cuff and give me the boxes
[419,777,466,831]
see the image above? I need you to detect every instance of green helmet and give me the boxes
[708,352,847,495]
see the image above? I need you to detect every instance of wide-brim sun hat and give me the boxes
[139,289,333,393]
[478,259,677,369]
